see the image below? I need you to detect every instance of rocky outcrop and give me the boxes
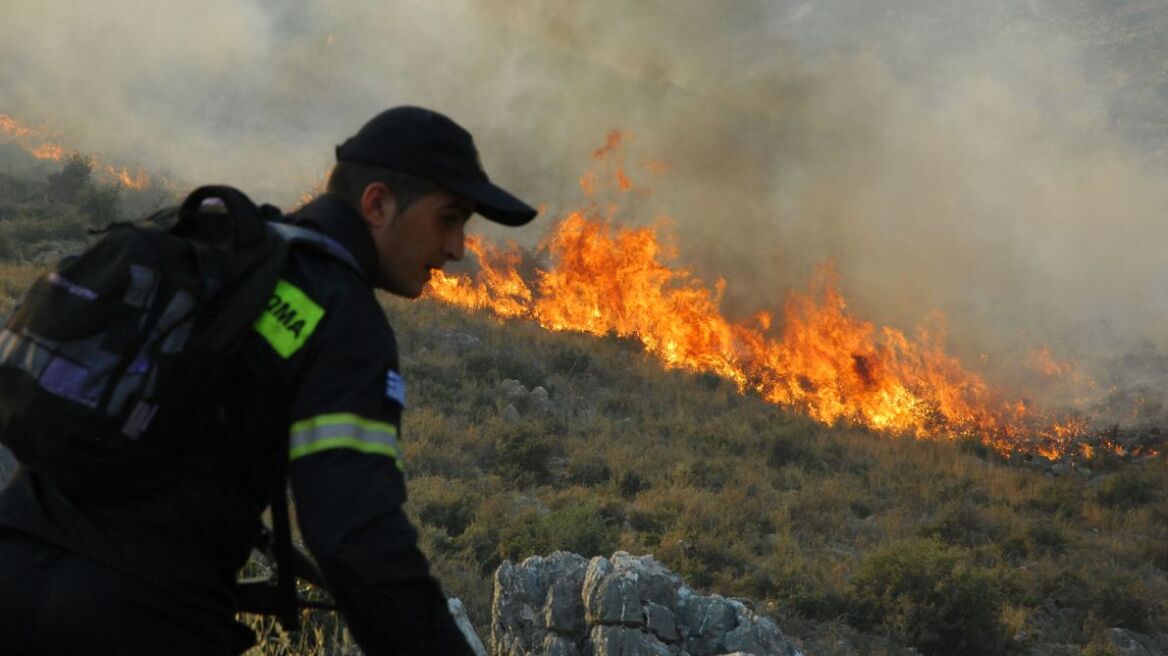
[1102,628,1168,656]
[501,378,554,422]
[491,551,802,656]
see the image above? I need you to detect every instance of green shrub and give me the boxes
[921,501,1002,547]
[0,212,93,261]
[1096,471,1160,509]
[80,184,120,225]
[46,155,92,203]
[765,431,815,469]
[674,458,731,491]
[566,454,611,486]
[852,538,1007,656]
[497,500,618,561]
[413,484,475,537]
[1024,520,1069,557]
[616,469,650,498]
[494,423,560,486]
[1025,479,1084,519]
[1087,575,1154,633]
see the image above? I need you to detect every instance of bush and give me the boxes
[1025,480,1084,519]
[566,453,611,486]
[852,538,1008,656]
[1086,575,1155,633]
[674,458,731,491]
[0,212,93,261]
[411,479,476,537]
[494,423,560,487]
[46,155,92,203]
[766,431,815,469]
[1096,471,1160,509]
[497,500,619,561]
[616,469,650,498]
[921,501,1002,547]
[81,184,120,225]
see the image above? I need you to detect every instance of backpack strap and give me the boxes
[241,221,359,631]
[178,186,268,248]
[270,466,302,631]
[269,222,362,273]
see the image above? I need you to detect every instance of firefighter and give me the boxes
[0,106,537,654]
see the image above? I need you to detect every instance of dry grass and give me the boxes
[1,246,1164,655]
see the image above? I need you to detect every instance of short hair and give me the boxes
[326,160,443,215]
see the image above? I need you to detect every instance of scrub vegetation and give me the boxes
[385,298,1168,656]
[1,156,1165,655]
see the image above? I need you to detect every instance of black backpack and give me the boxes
[0,185,346,628]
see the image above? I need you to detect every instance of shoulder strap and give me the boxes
[269,222,362,273]
[270,470,302,631]
[178,185,267,248]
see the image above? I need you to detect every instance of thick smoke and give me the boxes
[4,0,1167,412]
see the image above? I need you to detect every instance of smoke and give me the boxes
[4,0,1168,405]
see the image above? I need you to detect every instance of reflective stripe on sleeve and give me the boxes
[288,412,403,470]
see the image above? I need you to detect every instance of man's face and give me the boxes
[369,189,474,298]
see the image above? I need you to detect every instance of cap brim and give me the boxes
[444,178,538,226]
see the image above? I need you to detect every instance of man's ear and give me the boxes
[359,182,397,228]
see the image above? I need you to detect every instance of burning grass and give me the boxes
[1,112,156,190]
[425,135,1138,462]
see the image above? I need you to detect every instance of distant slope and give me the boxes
[384,296,1168,656]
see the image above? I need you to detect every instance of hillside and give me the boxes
[0,153,1166,656]
[377,294,1168,656]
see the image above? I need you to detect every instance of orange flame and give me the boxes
[0,113,35,138]
[425,134,1097,458]
[30,143,66,161]
[0,113,156,191]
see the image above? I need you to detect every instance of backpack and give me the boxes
[0,185,348,629]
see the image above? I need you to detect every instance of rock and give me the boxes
[644,601,681,644]
[529,386,553,414]
[544,563,588,636]
[1104,628,1166,656]
[492,550,801,656]
[448,597,488,656]
[492,552,589,654]
[723,601,801,656]
[583,555,643,626]
[499,379,556,417]
[504,380,530,403]
[613,552,683,608]
[676,587,739,656]
[541,634,581,656]
[492,559,545,649]
[589,625,672,656]
[440,331,483,353]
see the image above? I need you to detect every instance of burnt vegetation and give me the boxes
[1,157,1167,656]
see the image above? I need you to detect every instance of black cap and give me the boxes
[335,106,538,226]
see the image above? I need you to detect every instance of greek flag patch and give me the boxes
[385,369,406,407]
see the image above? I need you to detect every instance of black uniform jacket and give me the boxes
[0,193,471,655]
